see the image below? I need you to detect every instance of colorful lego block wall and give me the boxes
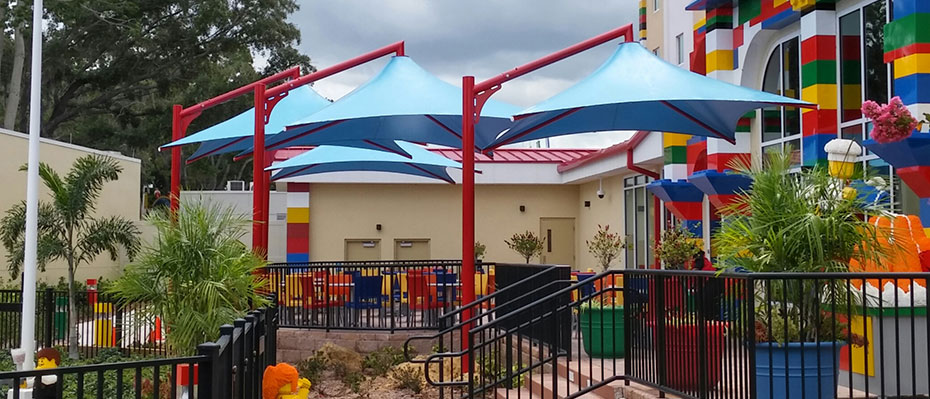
[639,0,648,41]
[884,0,930,233]
[800,7,838,167]
[286,183,310,262]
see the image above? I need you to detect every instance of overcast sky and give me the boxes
[290,1,638,148]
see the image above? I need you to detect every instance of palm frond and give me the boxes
[62,155,122,221]
[108,199,267,356]
[75,216,141,265]
[0,201,67,277]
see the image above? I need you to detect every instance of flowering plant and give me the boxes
[860,96,927,143]
[585,224,625,271]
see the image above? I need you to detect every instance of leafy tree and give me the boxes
[0,0,314,190]
[109,200,268,356]
[505,231,546,263]
[586,224,625,271]
[0,155,141,359]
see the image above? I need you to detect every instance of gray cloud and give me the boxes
[292,1,638,148]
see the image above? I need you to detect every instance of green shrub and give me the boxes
[390,365,423,393]
[296,353,327,384]
[363,346,407,376]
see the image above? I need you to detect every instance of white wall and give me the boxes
[180,191,288,262]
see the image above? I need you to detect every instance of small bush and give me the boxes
[363,346,407,376]
[390,364,424,394]
[342,371,366,393]
[296,353,327,385]
[317,342,363,377]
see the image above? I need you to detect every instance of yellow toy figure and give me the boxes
[33,347,60,399]
[262,363,311,399]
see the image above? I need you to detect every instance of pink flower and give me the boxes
[862,96,917,144]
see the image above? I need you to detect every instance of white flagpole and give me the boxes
[19,0,44,370]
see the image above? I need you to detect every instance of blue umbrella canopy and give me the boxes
[267,141,461,183]
[159,85,332,162]
[261,56,521,156]
[487,42,813,149]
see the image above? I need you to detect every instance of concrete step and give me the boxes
[495,387,544,399]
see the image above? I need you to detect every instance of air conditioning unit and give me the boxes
[226,180,247,191]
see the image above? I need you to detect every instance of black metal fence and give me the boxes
[0,289,168,358]
[424,269,930,399]
[0,305,277,399]
[263,260,473,331]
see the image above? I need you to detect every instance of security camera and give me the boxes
[597,189,605,199]
[596,178,605,199]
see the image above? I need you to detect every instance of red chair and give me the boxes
[407,272,441,310]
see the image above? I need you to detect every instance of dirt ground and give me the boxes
[305,371,440,399]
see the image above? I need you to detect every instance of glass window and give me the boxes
[676,34,684,65]
[838,1,914,215]
[761,37,802,167]
[654,0,659,11]
[624,175,656,269]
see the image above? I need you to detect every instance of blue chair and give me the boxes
[346,272,383,310]
[433,272,458,306]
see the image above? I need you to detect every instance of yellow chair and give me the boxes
[283,274,304,308]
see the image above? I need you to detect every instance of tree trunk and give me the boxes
[67,260,78,359]
[4,28,25,131]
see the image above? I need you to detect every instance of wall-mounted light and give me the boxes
[399,241,413,248]
[519,205,526,212]
[362,241,376,248]
[376,224,382,231]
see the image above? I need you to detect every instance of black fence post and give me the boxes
[197,342,221,399]
[655,274,667,397]
[745,276,756,399]
[265,306,277,365]
[42,288,53,349]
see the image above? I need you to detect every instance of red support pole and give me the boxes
[461,76,477,371]
[252,84,267,256]
[261,150,272,252]
[653,195,661,269]
[170,104,183,214]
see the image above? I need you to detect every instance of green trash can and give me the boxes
[54,297,67,339]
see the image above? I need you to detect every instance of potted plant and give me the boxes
[655,222,701,270]
[505,231,545,263]
[715,151,882,399]
[579,225,625,358]
[474,241,486,263]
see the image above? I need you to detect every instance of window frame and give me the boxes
[676,33,684,65]
[760,31,802,170]
[835,0,914,214]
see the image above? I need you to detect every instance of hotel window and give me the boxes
[676,34,684,65]
[624,175,656,269]
[761,37,802,167]
[838,1,918,214]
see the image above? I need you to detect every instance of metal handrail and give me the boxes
[404,276,570,363]
[402,265,562,362]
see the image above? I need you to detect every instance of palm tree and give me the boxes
[108,200,268,356]
[0,155,141,359]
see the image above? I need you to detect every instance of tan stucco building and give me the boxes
[0,128,141,284]
[230,132,665,270]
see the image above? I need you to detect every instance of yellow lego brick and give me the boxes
[287,207,310,224]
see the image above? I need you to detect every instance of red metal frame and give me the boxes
[170,66,300,215]
[170,41,405,255]
[459,24,634,368]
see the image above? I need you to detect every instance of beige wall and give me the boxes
[575,175,626,271]
[307,184,581,265]
[0,130,141,285]
[646,0,665,56]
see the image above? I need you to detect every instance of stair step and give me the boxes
[495,387,544,399]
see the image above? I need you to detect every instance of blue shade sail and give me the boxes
[160,85,332,162]
[267,141,461,183]
[488,43,813,149]
[262,56,520,155]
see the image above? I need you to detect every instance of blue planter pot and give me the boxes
[755,342,844,399]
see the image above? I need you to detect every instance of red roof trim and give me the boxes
[272,146,595,164]
[556,131,652,173]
